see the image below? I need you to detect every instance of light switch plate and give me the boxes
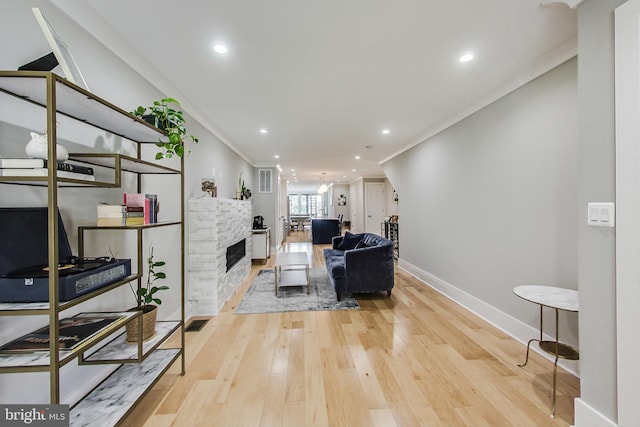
[587,202,615,227]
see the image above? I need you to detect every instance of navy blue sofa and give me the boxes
[323,232,395,301]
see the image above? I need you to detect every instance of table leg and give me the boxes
[518,305,543,368]
[306,265,310,294]
[274,266,279,295]
[551,307,560,418]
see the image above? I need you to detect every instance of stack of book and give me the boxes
[97,204,144,226]
[124,193,159,224]
[0,158,95,181]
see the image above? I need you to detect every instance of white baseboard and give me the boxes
[573,398,617,427]
[397,259,580,377]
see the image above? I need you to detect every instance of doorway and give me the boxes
[364,182,385,235]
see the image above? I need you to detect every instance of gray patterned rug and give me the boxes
[234,268,360,314]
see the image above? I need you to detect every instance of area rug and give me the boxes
[234,268,360,314]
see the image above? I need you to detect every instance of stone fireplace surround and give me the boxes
[188,198,252,316]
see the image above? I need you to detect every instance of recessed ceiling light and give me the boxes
[352,169,356,172]
[459,53,474,63]
[355,155,361,160]
[382,129,390,134]
[213,44,228,54]
[274,155,279,159]
[260,129,268,134]
[291,169,295,172]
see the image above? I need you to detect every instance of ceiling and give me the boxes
[53,0,576,192]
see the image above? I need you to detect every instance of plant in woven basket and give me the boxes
[126,247,170,342]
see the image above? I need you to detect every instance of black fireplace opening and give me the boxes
[226,239,246,272]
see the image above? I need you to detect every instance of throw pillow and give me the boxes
[355,240,370,249]
[337,232,362,250]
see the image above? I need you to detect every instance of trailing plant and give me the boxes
[133,97,198,159]
[130,246,170,306]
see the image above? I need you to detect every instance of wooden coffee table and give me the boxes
[274,251,310,295]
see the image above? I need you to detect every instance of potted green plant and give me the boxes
[126,247,170,342]
[133,97,198,159]
[235,172,252,200]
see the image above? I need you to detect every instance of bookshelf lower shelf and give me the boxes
[70,348,181,427]
[81,320,181,364]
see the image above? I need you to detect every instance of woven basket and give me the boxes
[126,305,157,342]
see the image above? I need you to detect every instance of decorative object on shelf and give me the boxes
[201,178,217,197]
[338,194,347,206]
[237,172,251,200]
[132,97,198,160]
[26,8,90,90]
[25,129,69,162]
[126,247,169,342]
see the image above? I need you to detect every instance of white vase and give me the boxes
[25,132,69,162]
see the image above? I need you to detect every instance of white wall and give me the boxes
[251,166,278,248]
[382,58,579,356]
[0,0,253,405]
[573,0,624,424]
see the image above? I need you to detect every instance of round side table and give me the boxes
[513,285,579,418]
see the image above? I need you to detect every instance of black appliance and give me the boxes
[0,207,131,303]
[253,215,265,229]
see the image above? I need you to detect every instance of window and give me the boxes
[289,194,323,217]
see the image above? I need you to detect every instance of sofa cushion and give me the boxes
[325,254,346,279]
[337,231,361,250]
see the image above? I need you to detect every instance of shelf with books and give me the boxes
[0,311,138,372]
[0,71,185,417]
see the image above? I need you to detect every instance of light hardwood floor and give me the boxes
[121,230,579,427]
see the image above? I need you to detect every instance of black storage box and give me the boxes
[0,207,131,303]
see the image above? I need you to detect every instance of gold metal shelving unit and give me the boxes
[0,71,186,424]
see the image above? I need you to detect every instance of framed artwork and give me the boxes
[338,194,347,206]
[32,8,89,90]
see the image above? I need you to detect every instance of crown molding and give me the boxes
[540,0,584,9]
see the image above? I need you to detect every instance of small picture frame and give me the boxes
[201,178,217,197]
[338,194,347,206]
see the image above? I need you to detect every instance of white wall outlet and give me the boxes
[587,202,615,227]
